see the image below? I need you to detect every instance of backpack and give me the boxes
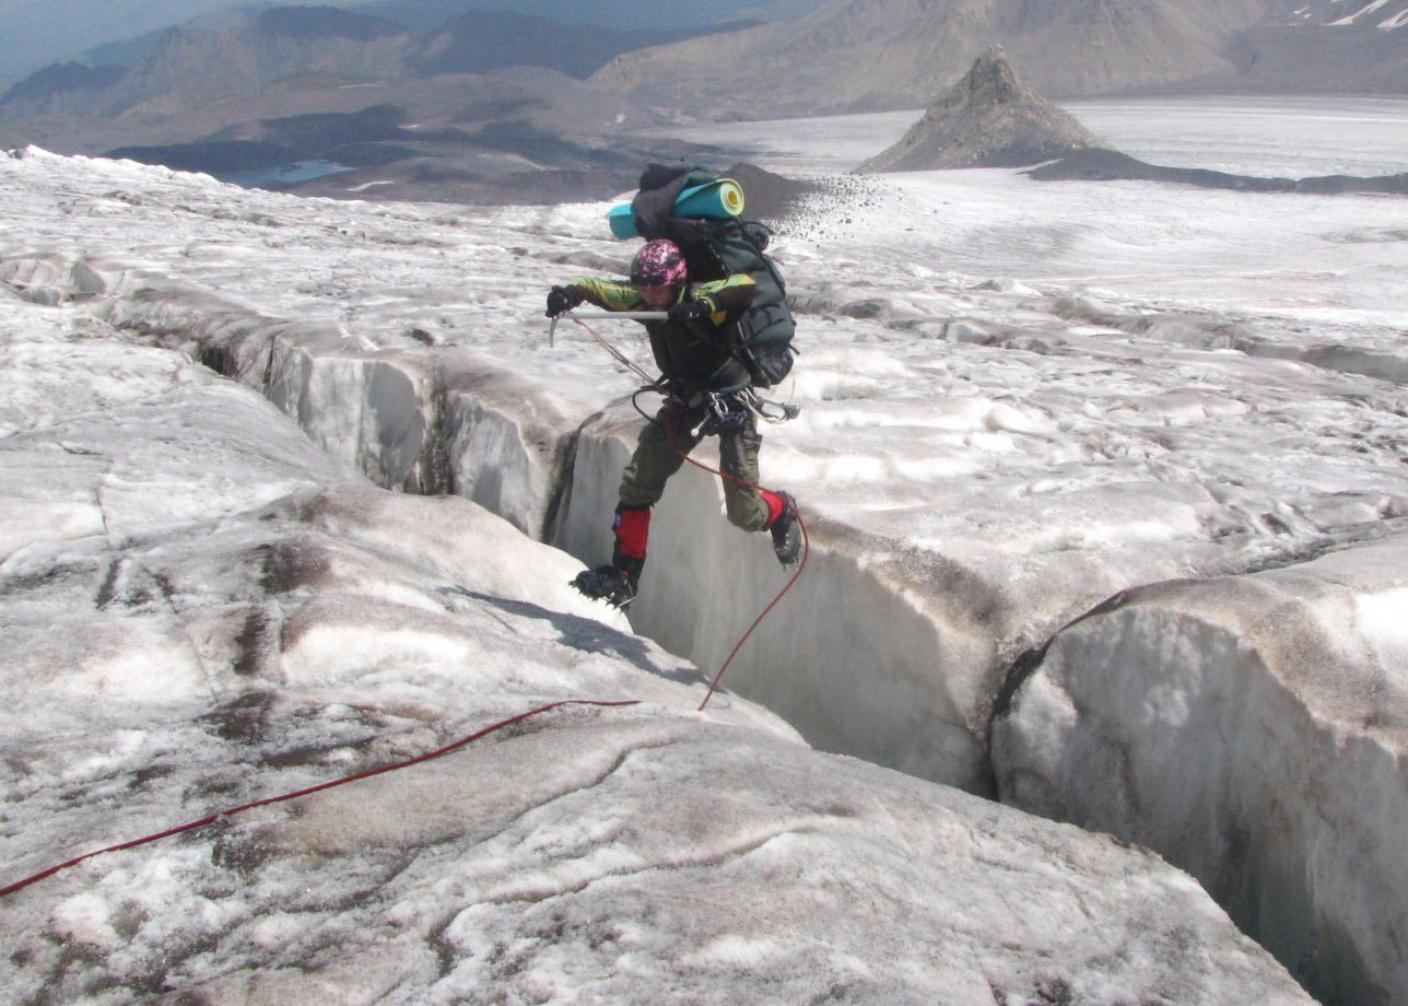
[629,163,798,388]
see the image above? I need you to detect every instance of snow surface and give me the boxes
[0,172,1310,1005]
[2,96,1407,1001]
[658,94,1408,179]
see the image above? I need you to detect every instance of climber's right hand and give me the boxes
[546,285,585,317]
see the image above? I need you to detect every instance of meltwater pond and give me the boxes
[219,159,352,188]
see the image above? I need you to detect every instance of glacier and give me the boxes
[2,95,1406,1004]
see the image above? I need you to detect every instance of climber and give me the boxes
[546,238,801,606]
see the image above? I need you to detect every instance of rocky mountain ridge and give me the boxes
[591,0,1408,117]
[0,6,741,205]
[10,0,1407,126]
[0,0,798,85]
[857,47,1099,172]
[1261,0,1408,28]
[0,6,717,120]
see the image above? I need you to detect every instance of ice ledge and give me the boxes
[993,540,1408,1004]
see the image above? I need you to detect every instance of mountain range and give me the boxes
[592,0,1408,116]
[8,0,1407,124]
[0,6,725,120]
[0,5,749,204]
[0,0,1403,206]
[0,0,804,85]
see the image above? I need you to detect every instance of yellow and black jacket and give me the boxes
[565,274,758,394]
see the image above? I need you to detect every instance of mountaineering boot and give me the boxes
[768,491,801,567]
[570,565,637,607]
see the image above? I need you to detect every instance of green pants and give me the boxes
[618,402,770,532]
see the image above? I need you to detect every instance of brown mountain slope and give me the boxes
[589,0,1404,118]
[0,10,417,120]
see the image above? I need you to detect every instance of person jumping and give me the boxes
[546,237,801,607]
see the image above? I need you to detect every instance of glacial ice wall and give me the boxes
[992,542,1408,1004]
[32,248,1403,1002]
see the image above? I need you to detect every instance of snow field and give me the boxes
[0,257,1311,1003]
[5,128,1408,1001]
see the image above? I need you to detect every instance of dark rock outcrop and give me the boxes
[1027,147,1408,196]
[722,162,819,223]
[857,47,1099,173]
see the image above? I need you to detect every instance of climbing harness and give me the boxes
[691,387,800,438]
[551,310,799,426]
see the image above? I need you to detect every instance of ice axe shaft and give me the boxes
[549,309,668,347]
[568,310,669,320]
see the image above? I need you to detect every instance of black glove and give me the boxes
[662,378,704,408]
[668,299,710,326]
[546,285,585,317]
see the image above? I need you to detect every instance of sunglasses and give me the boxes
[637,283,677,306]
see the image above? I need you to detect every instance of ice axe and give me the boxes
[548,309,667,347]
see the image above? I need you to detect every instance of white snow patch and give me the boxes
[1328,0,1392,22]
[1379,5,1408,26]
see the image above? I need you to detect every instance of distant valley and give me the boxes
[0,0,1404,206]
[0,5,746,204]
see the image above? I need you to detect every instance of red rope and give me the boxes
[696,516,808,712]
[651,403,811,712]
[0,698,639,900]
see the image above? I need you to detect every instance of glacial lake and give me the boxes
[219,159,352,188]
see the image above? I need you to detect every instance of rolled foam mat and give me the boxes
[607,179,745,239]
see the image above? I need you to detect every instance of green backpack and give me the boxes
[630,165,798,388]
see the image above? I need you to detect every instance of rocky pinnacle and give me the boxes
[857,46,1101,173]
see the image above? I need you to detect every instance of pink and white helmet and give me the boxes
[629,239,687,294]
